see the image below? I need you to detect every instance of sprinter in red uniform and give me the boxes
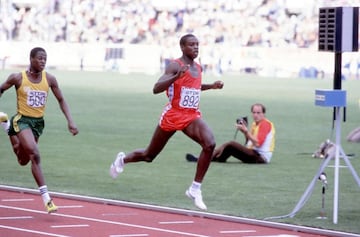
[110,34,223,210]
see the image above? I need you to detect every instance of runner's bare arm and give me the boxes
[153,62,189,94]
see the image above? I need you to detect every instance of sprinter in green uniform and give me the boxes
[0,47,79,213]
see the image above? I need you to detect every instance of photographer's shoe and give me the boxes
[185,153,198,162]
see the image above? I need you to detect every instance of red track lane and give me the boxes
[0,188,353,237]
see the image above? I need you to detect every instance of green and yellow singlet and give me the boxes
[17,71,49,118]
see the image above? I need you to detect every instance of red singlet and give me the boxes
[159,59,202,131]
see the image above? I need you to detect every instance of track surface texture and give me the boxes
[0,185,358,237]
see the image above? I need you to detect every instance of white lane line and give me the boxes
[57,205,83,209]
[0,224,70,237]
[102,213,138,216]
[243,235,300,237]
[1,198,34,202]
[109,234,149,237]
[0,216,33,220]
[159,221,194,224]
[0,205,210,237]
[220,230,256,234]
[51,224,89,228]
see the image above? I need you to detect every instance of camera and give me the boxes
[236,116,248,125]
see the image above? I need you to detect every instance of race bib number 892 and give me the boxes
[179,87,200,109]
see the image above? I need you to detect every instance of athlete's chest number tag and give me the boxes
[27,90,47,107]
[180,87,200,109]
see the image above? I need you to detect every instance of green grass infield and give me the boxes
[1,70,359,234]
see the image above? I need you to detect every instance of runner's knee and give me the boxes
[18,157,30,166]
[12,144,29,165]
[202,140,216,154]
[12,143,20,155]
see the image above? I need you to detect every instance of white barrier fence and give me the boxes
[0,42,161,74]
[1,42,359,79]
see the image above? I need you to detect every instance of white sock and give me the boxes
[1,120,10,133]
[191,181,201,190]
[39,185,51,204]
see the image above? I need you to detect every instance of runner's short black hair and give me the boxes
[180,34,196,46]
[30,47,46,58]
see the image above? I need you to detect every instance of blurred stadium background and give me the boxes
[0,0,359,79]
[1,1,360,233]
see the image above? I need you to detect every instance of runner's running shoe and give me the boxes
[186,188,207,210]
[45,199,58,213]
[0,112,9,132]
[0,112,8,123]
[110,152,125,179]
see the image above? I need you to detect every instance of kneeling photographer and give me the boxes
[186,103,276,164]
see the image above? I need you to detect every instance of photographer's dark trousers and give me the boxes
[213,141,266,164]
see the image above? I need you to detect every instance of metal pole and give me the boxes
[320,185,326,218]
[333,52,342,90]
[332,50,342,224]
[318,172,327,219]
[333,107,341,224]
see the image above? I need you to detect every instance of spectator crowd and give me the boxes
[1,0,358,49]
[1,0,359,77]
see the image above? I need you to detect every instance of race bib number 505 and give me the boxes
[179,87,200,109]
[27,90,47,107]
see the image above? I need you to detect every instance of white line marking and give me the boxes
[0,205,210,237]
[57,205,83,209]
[0,224,70,237]
[0,216,33,220]
[51,224,89,228]
[220,230,256,233]
[159,221,194,224]
[102,213,138,216]
[327,165,347,168]
[1,198,34,202]
[243,235,300,237]
[109,234,149,237]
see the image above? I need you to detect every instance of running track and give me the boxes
[0,185,358,237]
